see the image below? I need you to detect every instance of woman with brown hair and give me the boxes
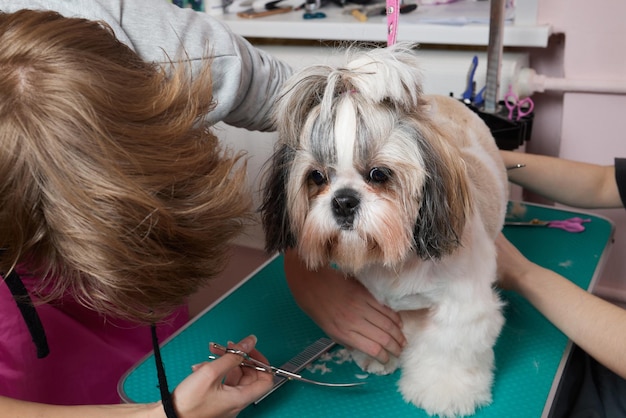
[0,2,292,417]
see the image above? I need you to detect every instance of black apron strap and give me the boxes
[151,324,178,418]
[3,269,50,359]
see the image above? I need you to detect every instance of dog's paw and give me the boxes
[350,350,399,375]
[398,362,493,418]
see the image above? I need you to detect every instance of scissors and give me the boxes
[504,84,534,121]
[504,217,591,233]
[209,343,365,387]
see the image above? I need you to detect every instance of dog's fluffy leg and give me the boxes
[399,297,503,417]
[398,227,504,417]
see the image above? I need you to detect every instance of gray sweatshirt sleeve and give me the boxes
[0,0,293,131]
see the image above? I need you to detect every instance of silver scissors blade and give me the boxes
[209,343,365,388]
[504,217,590,233]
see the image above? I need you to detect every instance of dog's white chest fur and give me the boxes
[356,210,498,312]
[357,260,437,311]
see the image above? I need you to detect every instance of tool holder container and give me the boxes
[464,101,534,151]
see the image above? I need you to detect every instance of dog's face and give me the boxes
[262,45,472,273]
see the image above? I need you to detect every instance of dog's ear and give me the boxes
[413,126,472,260]
[260,144,296,253]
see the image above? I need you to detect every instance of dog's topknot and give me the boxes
[272,42,423,147]
[338,42,423,111]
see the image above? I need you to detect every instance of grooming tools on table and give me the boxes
[461,55,486,107]
[300,0,327,18]
[458,57,534,150]
[264,0,287,8]
[462,55,479,104]
[237,5,293,17]
[343,1,417,22]
[228,0,293,17]
[505,217,591,233]
[208,337,365,402]
[303,10,326,18]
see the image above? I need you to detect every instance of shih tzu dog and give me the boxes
[261,43,508,417]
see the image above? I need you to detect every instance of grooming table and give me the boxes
[119,202,614,418]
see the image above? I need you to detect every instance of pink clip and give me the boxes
[386,0,399,46]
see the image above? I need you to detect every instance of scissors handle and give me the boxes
[547,217,590,233]
[515,97,534,120]
[504,85,534,121]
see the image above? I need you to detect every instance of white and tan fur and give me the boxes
[261,43,508,417]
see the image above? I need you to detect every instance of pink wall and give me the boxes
[523,0,626,300]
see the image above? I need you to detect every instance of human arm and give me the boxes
[501,150,622,208]
[107,0,293,131]
[0,335,272,418]
[495,234,626,379]
[284,250,406,364]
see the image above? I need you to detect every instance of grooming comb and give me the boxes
[254,337,343,404]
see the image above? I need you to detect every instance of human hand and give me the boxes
[495,233,534,293]
[284,250,406,364]
[171,335,273,418]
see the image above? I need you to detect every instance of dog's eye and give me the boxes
[309,170,327,186]
[368,167,391,183]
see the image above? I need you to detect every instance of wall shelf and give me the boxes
[217,4,552,48]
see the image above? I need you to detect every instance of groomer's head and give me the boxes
[0,9,250,322]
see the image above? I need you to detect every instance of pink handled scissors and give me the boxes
[505,217,591,233]
[504,84,534,121]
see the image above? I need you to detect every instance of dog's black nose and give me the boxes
[332,189,360,228]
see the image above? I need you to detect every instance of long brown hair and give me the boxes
[0,10,251,322]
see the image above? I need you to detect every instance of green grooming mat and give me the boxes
[119,202,614,417]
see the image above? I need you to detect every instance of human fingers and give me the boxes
[170,352,250,417]
[230,346,274,387]
[284,252,405,362]
[220,337,274,400]
[339,301,405,363]
[321,285,406,362]
[361,299,406,358]
[176,359,271,417]
[311,274,405,361]
[217,337,274,389]
[207,335,260,386]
